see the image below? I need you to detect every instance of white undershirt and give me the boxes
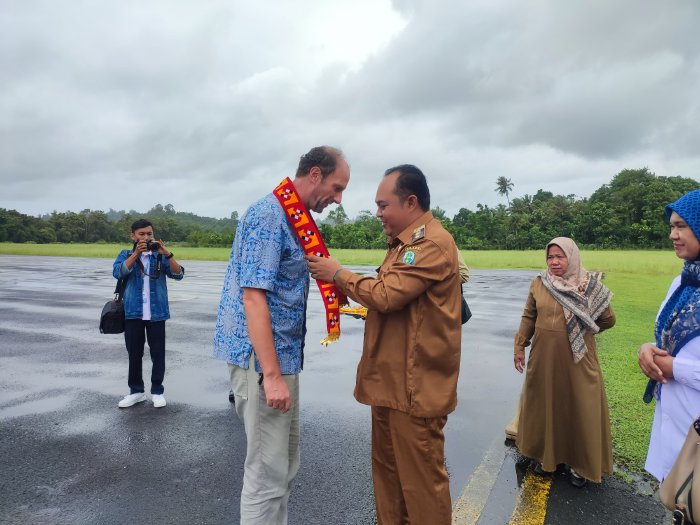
[140,252,151,321]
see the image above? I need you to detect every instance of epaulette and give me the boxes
[411,224,425,243]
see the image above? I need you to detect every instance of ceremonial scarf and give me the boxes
[539,237,612,364]
[643,189,700,402]
[273,177,348,345]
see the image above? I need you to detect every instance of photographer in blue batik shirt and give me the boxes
[213,146,350,525]
[113,218,184,409]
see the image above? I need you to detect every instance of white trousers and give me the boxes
[229,358,300,525]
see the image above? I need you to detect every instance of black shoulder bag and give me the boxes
[100,272,130,334]
[461,284,472,324]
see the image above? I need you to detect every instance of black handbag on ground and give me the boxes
[100,276,128,334]
[461,285,472,324]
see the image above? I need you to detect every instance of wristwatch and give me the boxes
[165,252,174,260]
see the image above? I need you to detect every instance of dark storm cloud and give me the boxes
[1,0,698,219]
[327,0,700,158]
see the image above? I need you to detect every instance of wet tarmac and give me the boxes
[0,255,670,524]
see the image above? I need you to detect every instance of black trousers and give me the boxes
[123,319,166,395]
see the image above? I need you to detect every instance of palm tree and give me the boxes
[495,177,514,207]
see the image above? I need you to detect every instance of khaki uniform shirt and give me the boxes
[334,211,462,417]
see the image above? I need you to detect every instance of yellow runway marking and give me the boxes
[508,472,552,525]
[452,439,506,524]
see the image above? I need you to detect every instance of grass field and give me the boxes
[0,242,232,260]
[0,242,682,473]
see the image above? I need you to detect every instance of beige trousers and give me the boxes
[229,358,300,525]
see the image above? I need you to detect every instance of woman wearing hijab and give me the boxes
[638,189,700,482]
[513,237,616,487]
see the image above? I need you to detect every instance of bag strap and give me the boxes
[114,275,129,301]
[114,251,134,300]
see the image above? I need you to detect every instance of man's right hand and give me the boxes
[262,374,292,413]
[125,240,147,268]
[134,240,148,254]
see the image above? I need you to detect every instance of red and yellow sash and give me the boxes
[273,177,348,345]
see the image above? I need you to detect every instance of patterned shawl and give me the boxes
[643,189,700,402]
[539,237,612,364]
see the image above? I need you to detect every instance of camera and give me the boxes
[146,240,161,252]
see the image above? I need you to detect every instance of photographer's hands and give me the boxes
[154,240,182,274]
[124,240,148,269]
[135,240,150,254]
[153,239,169,257]
[125,238,180,273]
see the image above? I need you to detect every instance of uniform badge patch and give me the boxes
[402,251,416,265]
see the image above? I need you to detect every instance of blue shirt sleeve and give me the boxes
[237,201,286,292]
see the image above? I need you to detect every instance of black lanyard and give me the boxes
[134,252,163,280]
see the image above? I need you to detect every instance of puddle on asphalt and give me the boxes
[0,393,77,420]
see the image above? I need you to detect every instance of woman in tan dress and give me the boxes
[513,237,616,487]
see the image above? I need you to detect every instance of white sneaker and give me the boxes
[152,394,166,408]
[118,392,147,408]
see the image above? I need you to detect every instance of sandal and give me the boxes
[568,468,587,488]
[532,462,550,476]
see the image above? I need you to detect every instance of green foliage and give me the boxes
[587,168,698,248]
[322,210,385,249]
[596,272,672,472]
[445,168,697,250]
[1,168,697,250]
[1,204,237,247]
[495,176,514,206]
[326,204,348,226]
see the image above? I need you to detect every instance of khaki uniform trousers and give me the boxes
[371,406,451,525]
[229,358,300,525]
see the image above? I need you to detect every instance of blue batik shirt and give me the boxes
[213,192,309,374]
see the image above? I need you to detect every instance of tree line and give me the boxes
[0,204,238,247]
[1,168,698,250]
[321,168,699,250]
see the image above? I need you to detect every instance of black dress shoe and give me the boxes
[568,468,587,488]
[228,389,236,404]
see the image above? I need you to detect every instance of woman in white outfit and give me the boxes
[638,188,700,481]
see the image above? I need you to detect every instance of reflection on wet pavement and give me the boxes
[0,255,538,524]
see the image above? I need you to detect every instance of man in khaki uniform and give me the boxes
[308,164,461,524]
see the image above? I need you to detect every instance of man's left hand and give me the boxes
[307,255,342,282]
[156,240,171,257]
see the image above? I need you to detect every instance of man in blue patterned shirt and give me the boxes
[214,146,350,525]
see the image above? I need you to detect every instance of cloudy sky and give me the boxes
[2,0,699,221]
